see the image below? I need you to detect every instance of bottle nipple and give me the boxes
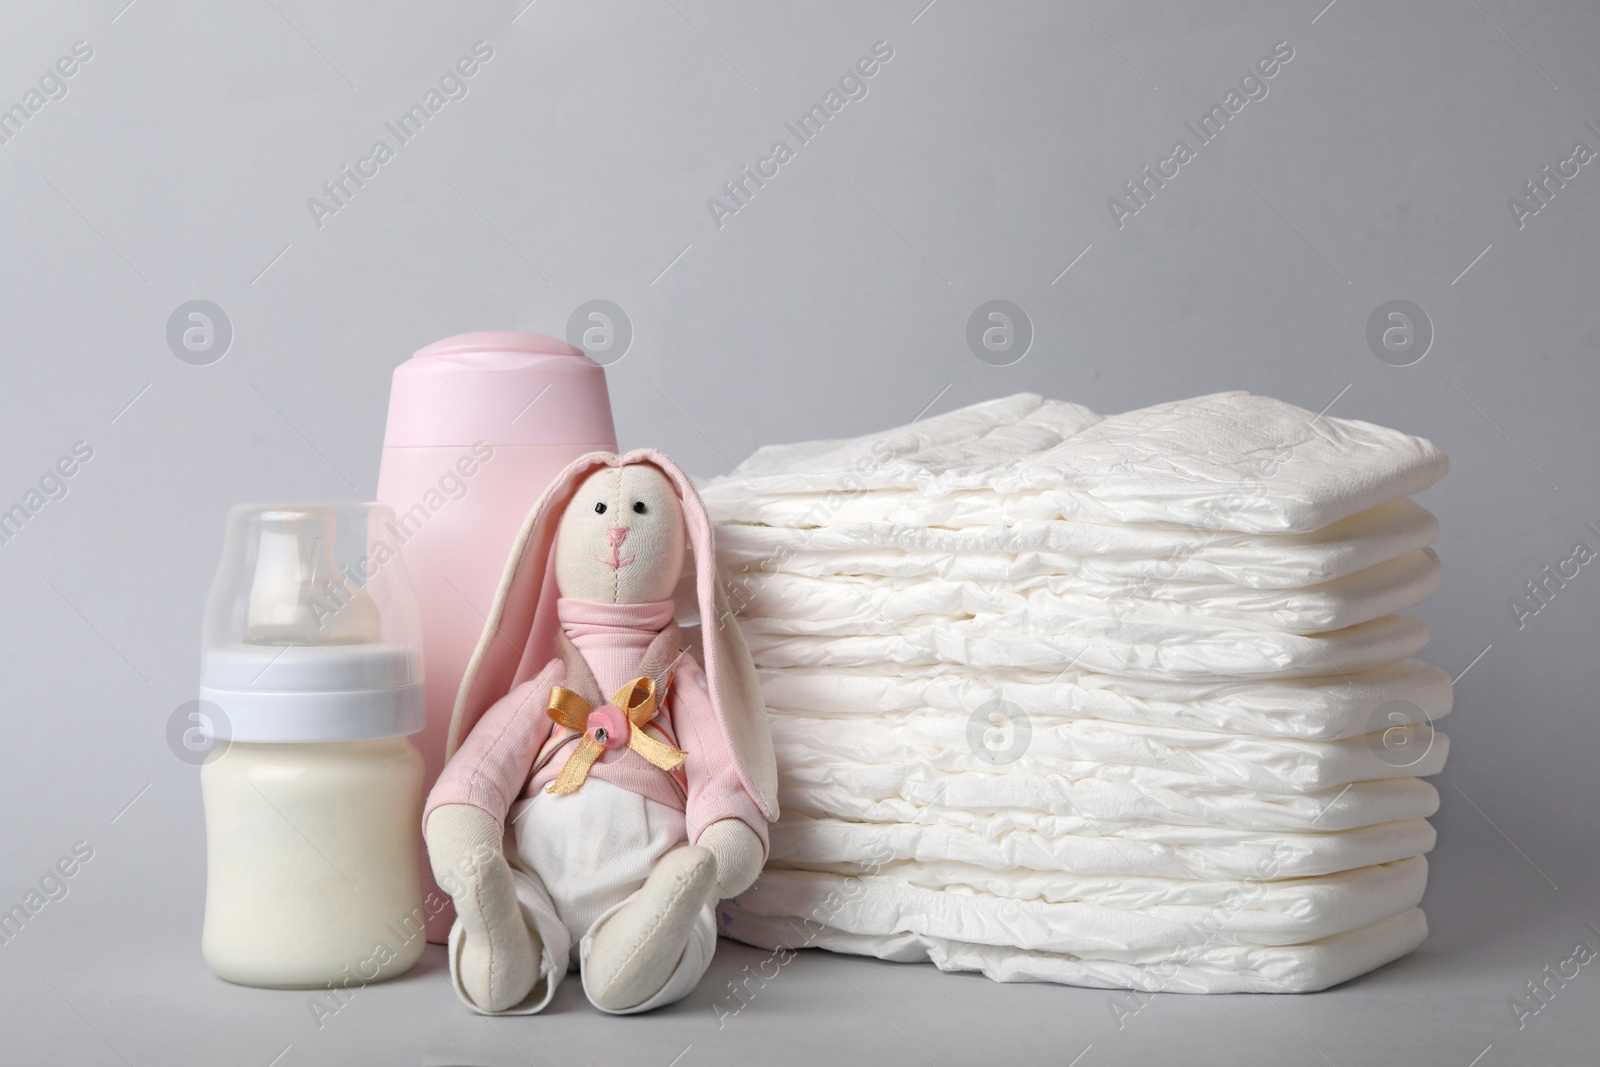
[244,510,381,645]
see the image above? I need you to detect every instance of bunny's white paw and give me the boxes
[583,845,717,1012]
[427,805,543,1013]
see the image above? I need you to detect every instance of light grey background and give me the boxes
[1,1,1596,1064]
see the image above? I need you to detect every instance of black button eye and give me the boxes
[632,501,647,514]
[594,502,607,514]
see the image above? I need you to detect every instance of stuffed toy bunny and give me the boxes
[424,450,778,1015]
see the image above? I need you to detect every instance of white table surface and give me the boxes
[7,815,1594,1067]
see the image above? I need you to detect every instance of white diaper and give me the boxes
[701,391,1447,533]
[734,856,1428,952]
[715,499,1440,591]
[757,658,1452,741]
[718,906,1430,994]
[699,391,1451,995]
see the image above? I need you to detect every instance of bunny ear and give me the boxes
[624,449,779,820]
[447,450,622,760]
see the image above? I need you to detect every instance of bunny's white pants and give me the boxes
[446,777,717,1015]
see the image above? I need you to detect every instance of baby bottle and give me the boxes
[196,504,428,989]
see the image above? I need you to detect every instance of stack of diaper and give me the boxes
[697,392,1450,993]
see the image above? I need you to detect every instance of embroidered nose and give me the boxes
[596,524,637,569]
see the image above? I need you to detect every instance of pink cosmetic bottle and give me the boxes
[375,331,616,942]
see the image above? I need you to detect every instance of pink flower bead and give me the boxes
[586,705,629,750]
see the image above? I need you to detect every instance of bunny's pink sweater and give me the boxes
[425,598,769,853]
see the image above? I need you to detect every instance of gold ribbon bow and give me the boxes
[545,676,686,795]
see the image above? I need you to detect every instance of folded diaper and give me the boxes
[732,857,1429,951]
[730,547,1441,634]
[702,392,1447,533]
[743,612,1432,681]
[701,391,1449,994]
[780,770,1439,834]
[757,658,1452,741]
[718,907,1429,994]
[768,814,1438,881]
[770,712,1449,798]
[714,498,1440,590]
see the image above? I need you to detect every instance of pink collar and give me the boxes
[556,597,676,702]
[556,597,675,637]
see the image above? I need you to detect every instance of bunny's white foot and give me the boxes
[582,845,717,1012]
[428,804,544,1013]
[452,864,542,1013]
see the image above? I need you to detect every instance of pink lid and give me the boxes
[382,331,617,448]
